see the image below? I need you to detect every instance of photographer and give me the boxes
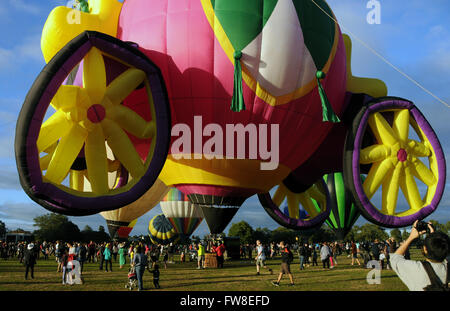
[390,220,449,291]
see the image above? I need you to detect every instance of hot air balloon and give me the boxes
[16,0,446,230]
[148,214,179,245]
[100,178,169,240]
[323,172,360,240]
[160,188,204,242]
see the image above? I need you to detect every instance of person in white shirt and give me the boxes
[255,240,272,275]
[390,220,449,291]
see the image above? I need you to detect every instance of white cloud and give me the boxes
[8,0,40,15]
[3,33,43,68]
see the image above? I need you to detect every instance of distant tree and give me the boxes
[83,225,93,232]
[401,229,410,241]
[305,225,335,243]
[98,225,105,233]
[253,227,271,244]
[228,221,254,245]
[270,227,298,245]
[33,213,82,242]
[354,223,388,241]
[0,220,6,237]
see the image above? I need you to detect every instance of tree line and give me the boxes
[1,213,110,243]
[223,220,450,246]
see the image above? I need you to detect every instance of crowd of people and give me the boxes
[1,222,448,291]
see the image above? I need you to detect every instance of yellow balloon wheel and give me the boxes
[344,97,446,227]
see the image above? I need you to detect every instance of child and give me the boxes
[148,264,161,289]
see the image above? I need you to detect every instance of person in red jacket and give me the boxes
[212,241,226,268]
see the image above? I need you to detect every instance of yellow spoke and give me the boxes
[85,125,109,195]
[50,85,80,111]
[298,193,319,218]
[410,158,436,186]
[108,104,155,139]
[286,193,299,219]
[83,47,106,104]
[37,110,71,152]
[363,158,395,199]
[45,124,87,184]
[408,140,431,158]
[69,170,85,191]
[39,153,52,171]
[368,112,397,146]
[400,166,423,211]
[381,163,402,215]
[272,184,287,207]
[105,68,146,105]
[360,144,389,164]
[392,109,410,142]
[102,118,145,179]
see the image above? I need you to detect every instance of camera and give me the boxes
[415,221,432,233]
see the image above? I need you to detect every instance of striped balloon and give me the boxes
[161,188,204,241]
[324,172,361,240]
[148,214,179,245]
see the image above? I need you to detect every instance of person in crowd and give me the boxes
[24,243,37,280]
[255,240,272,275]
[213,241,226,269]
[312,245,318,266]
[197,242,205,269]
[112,242,118,262]
[168,243,175,263]
[61,248,70,285]
[272,241,294,287]
[103,243,113,272]
[118,242,127,269]
[390,220,449,291]
[351,241,361,266]
[131,245,148,291]
[98,243,106,270]
[298,243,307,270]
[78,243,87,274]
[87,241,96,263]
[320,242,332,269]
[148,263,161,289]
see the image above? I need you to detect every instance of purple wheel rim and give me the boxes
[351,98,446,227]
[258,179,332,230]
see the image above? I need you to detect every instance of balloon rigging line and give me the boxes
[309,0,450,109]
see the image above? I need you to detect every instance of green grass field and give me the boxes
[0,250,419,291]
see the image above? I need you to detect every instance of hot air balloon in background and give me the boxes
[148,214,179,245]
[324,172,361,240]
[100,178,169,240]
[160,188,204,242]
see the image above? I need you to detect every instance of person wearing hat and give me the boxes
[24,243,37,280]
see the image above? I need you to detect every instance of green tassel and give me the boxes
[231,50,245,112]
[77,0,90,13]
[316,71,340,123]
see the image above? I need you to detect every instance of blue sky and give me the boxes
[0,0,449,237]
